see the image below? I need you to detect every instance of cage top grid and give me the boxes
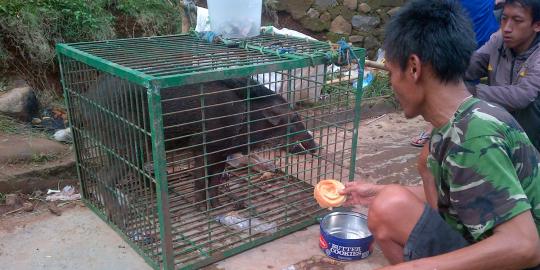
[56,32,364,89]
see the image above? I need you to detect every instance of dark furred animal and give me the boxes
[161,78,317,207]
[83,75,317,210]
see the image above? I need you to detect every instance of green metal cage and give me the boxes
[57,32,365,270]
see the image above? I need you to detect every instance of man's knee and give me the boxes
[368,185,421,232]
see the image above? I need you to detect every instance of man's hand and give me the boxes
[339,181,383,207]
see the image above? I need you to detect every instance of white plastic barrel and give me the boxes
[207,0,262,38]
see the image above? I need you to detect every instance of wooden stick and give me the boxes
[326,59,388,85]
[2,207,24,216]
[365,60,388,71]
[326,74,359,85]
[365,114,387,126]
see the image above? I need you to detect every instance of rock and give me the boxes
[0,84,39,121]
[349,35,365,43]
[31,118,41,125]
[328,5,354,21]
[358,3,372,13]
[381,0,404,7]
[364,35,381,50]
[365,0,381,9]
[387,6,401,17]
[23,202,34,212]
[351,15,381,31]
[274,0,287,11]
[373,28,386,39]
[283,0,314,20]
[307,8,320,18]
[5,194,18,206]
[319,12,332,23]
[330,16,352,35]
[314,0,338,11]
[376,9,390,23]
[344,0,358,10]
[300,17,330,32]
[326,32,348,43]
[47,202,62,216]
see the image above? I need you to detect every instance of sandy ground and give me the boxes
[0,112,428,270]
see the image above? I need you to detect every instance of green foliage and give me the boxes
[363,72,393,99]
[0,32,8,69]
[31,152,56,163]
[0,0,115,46]
[111,0,183,37]
[0,114,19,134]
[0,0,116,98]
[0,0,183,105]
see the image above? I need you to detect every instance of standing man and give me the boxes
[341,0,540,269]
[465,0,540,150]
[461,0,501,47]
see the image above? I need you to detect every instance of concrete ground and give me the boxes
[0,112,426,270]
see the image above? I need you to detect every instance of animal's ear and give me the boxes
[263,104,289,126]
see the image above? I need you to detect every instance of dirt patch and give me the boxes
[0,199,82,231]
[291,255,345,270]
[0,134,69,164]
[0,132,77,193]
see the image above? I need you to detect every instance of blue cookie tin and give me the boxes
[319,211,374,261]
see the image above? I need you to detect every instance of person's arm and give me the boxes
[379,210,540,270]
[340,182,426,207]
[475,59,540,110]
[417,143,437,209]
[464,33,501,85]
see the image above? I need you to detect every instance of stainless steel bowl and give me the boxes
[321,212,371,239]
[319,211,373,261]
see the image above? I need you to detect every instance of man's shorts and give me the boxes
[403,204,469,261]
[404,204,540,270]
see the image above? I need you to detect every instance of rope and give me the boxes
[201,31,218,43]
[192,30,239,47]
[268,41,296,57]
[336,38,360,66]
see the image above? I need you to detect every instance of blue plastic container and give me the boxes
[319,211,374,261]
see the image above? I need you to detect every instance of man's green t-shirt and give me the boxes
[427,97,540,242]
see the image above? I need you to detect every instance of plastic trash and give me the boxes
[375,48,386,64]
[53,127,72,143]
[215,211,277,235]
[45,185,81,201]
[128,231,156,245]
[353,70,374,89]
[195,6,211,32]
[207,0,262,38]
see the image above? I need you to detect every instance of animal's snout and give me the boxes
[288,131,318,154]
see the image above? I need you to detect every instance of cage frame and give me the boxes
[57,32,365,270]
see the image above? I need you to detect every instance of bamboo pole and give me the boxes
[365,60,388,71]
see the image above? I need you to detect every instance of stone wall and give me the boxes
[275,0,403,58]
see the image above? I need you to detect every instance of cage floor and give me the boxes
[168,166,324,268]
[107,162,325,269]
